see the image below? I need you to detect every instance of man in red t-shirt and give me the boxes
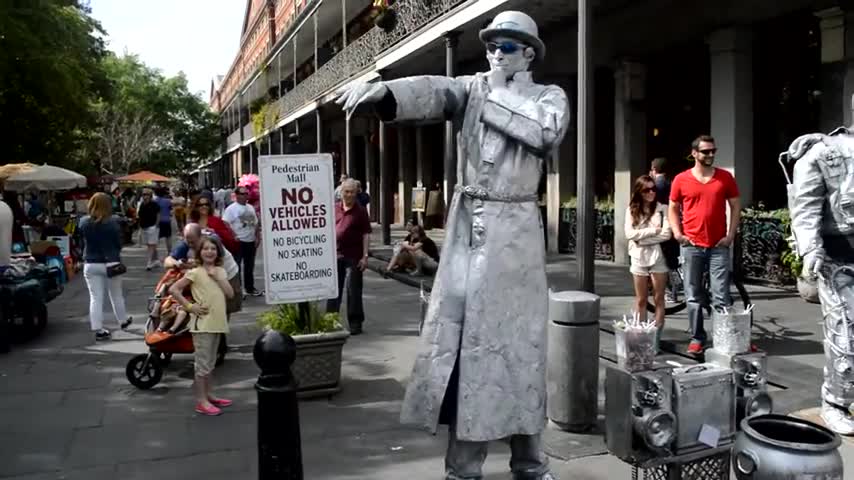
[669,135,742,354]
[326,178,372,335]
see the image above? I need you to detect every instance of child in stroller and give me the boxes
[126,267,225,391]
[152,269,191,334]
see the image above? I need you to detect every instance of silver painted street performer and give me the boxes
[784,107,854,435]
[337,11,568,479]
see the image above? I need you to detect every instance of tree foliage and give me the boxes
[0,0,109,170]
[1,1,221,176]
[95,54,220,175]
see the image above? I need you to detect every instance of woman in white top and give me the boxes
[625,175,672,330]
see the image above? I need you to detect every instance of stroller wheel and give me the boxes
[126,353,162,389]
[216,335,227,366]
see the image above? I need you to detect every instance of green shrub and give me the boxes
[742,206,802,280]
[258,303,343,336]
[560,196,615,212]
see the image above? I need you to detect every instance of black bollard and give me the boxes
[254,329,303,480]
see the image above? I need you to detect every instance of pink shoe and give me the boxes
[209,397,233,408]
[195,403,222,416]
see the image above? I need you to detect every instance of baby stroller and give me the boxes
[125,268,227,389]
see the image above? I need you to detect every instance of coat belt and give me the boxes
[455,185,538,203]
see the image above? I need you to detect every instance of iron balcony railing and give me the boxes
[277,0,467,121]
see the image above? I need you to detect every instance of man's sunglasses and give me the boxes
[486,41,524,54]
[698,148,717,155]
[197,202,211,207]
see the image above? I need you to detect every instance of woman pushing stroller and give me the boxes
[168,234,234,416]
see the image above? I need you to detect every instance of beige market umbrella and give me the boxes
[3,164,86,191]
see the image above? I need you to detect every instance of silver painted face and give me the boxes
[485,35,533,77]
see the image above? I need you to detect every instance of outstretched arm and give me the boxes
[374,76,471,124]
[480,84,570,153]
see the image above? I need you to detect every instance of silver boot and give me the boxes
[820,400,854,436]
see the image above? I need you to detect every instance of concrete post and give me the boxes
[547,290,600,432]
[708,27,754,207]
[613,60,647,266]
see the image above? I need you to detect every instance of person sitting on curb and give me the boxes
[385,225,440,276]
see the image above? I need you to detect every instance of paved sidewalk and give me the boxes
[0,244,622,479]
[2,238,854,479]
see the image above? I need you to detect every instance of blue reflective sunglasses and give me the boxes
[486,41,524,54]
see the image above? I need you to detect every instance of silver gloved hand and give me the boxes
[802,248,826,280]
[334,82,389,120]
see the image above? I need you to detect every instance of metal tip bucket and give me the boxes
[733,414,843,479]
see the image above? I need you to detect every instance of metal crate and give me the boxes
[632,451,730,480]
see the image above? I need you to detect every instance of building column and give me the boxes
[280,128,285,154]
[546,149,560,254]
[397,128,413,225]
[316,110,323,153]
[815,7,846,131]
[548,76,577,255]
[415,127,426,226]
[708,27,754,207]
[613,60,648,266]
[345,118,352,175]
[250,143,257,174]
[444,32,460,209]
[577,0,595,292]
[379,121,392,245]
[365,128,377,221]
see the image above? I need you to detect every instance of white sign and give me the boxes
[46,236,70,257]
[259,154,338,304]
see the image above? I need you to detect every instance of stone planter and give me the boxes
[292,330,350,398]
[797,276,820,304]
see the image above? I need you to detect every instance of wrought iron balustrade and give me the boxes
[277,0,467,119]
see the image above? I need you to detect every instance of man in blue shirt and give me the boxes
[164,223,242,311]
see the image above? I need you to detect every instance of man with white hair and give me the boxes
[336,10,568,480]
[164,223,242,316]
[327,178,371,335]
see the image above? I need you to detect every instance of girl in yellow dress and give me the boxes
[169,236,234,416]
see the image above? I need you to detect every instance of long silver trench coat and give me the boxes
[387,72,571,442]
